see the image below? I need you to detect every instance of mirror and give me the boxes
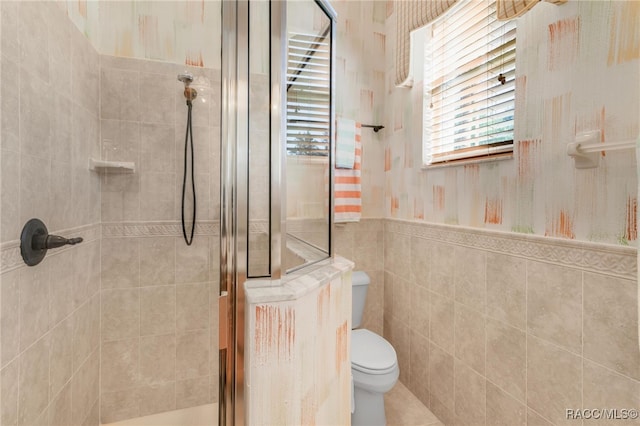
[284,0,332,272]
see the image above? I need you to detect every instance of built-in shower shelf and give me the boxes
[89,159,136,173]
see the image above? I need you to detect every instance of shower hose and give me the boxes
[181,99,196,246]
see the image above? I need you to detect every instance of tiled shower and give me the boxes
[1,1,220,424]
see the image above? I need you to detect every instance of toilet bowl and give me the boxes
[351,271,399,426]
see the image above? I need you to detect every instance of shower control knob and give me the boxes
[20,218,83,266]
[34,234,84,250]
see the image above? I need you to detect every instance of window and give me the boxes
[423,0,516,166]
[286,29,331,157]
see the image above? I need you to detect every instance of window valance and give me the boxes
[394,0,568,87]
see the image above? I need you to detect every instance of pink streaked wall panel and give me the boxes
[334,0,387,218]
[384,1,639,246]
[56,0,221,69]
[245,269,352,425]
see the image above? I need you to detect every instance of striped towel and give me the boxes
[335,118,357,169]
[335,123,362,223]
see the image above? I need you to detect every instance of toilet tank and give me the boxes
[352,271,370,329]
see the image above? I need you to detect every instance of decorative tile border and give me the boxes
[385,218,637,280]
[1,223,101,273]
[102,221,220,238]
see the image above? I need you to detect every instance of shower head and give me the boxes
[178,73,194,86]
[178,73,197,102]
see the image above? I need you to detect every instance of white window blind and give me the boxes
[424,0,516,165]
[286,31,331,157]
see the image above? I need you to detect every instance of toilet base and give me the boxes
[351,386,387,426]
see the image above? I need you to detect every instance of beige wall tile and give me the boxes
[20,154,51,229]
[176,237,210,284]
[140,334,176,386]
[486,381,526,426]
[486,318,526,403]
[430,242,454,298]
[583,360,640,425]
[101,238,140,289]
[527,261,582,354]
[19,263,50,351]
[101,339,139,392]
[1,1,20,90]
[361,269,384,335]
[430,292,454,353]
[390,318,411,385]
[71,349,100,424]
[100,119,140,166]
[454,303,485,375]
[49,162,73,232]
[139,172,176,221]
[48,383,72,426]
[176,330,210,380]
[140,237,175,286]
[410,236,430,286]
[141,123,176,173]
[0,59,19,154]
[486,253,526,330]
[78,241,101,303]
[1,269,20,367]
[583,272,639,380]
[73,295,100,372]
[454,361,486,426]
[1,360,19,426]
[385,232,411,280]
[18,335,50,426]
[100,55,142,71]
[139,72,175,124]
[352,242,379,272]
[396,234,412,281]
[49,250,76,326]
[70,25,99,114]
[429,394,454,426]
[49,316,73,399]
[409,330,429,406]
[527,335,582,425]
[100,175,140,222]
[18,3,50,82]
[410,284,429,339]
[101,289,140,342]
[176,283,209,331]
[527,409,555,426]
[384,271,394,320]
[140,286,176,336]
[48,11,72,98]
[139,383,176,417]
[429,343,454,411]
[100,388,140,424]
[453,247,486,313]
[19,69,52,160]
[392,276,411,326]
[176,377,210,410]
[1,149,20,242]
[82,399,99,426]
[100,67,140,121]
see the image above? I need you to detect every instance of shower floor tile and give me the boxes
[385,382,443,426]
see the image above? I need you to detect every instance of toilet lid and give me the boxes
[351,329,397,372]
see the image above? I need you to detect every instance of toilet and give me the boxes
[351,271,399,426]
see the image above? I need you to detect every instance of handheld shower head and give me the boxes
[178,73,194,85]
[177,73,197,102]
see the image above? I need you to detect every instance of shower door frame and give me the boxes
[221,0,333,423]
[221,1,286,424]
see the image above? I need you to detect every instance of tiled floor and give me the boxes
[385,382,443,426]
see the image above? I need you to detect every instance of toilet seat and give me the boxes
[351,329,398,375]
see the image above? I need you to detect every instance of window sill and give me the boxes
[421,152,514,170]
